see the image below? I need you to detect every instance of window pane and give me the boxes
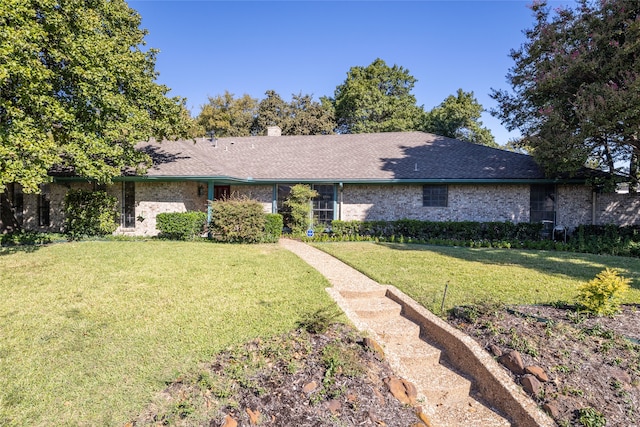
[122,182,135,228]
[38,194,50,226]
[530,184,555,226]
[423,185,447,207]
[312,185,334,225]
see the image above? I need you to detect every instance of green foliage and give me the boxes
[210,196,266,243]
[491,0,640,185]
[252,90,336,136]
[577,407,606,427]
[330,219,542,242]
[577,268,631,316]
[63,190,118,239]
[283,184,318,235]
[296,305,344,334]
[0,231,60,246]
[321,342,365,396]
[422,89,497,147]
[0,0,190,194]
[262,213,283,243]
[156,211,207,241]
[332,58,424,133]
[324,220,640,258]
[197,91,258,137]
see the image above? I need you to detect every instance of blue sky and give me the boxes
[129,0,570,144]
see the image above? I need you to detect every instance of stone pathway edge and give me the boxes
[382,285,555,427]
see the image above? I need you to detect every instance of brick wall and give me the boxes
[13,181,639,237]
[556,185,593,229]
[117,181,208,236]
[596,193,640,226]
[229,185,273,213]
[340,184,530,223]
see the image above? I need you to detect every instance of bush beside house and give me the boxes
[156,212,208,240]
[63,190,119,239]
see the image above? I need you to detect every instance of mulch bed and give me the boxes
[450,303,640,426]
[130,324,424,426]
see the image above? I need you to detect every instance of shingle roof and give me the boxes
[137,131,549,183]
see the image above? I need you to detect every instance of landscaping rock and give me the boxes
[521,374,542,397]
[384,376,417,405]
[542,401,560,419]
[302,381,318,393]
[364,337,385,358]
[246,408,260,425]
[326,399,341,414]
[222,414,237,427]
[525,365,549,382]
[415,406,433,426]
[498,350,525,375]
[489,344,502,357]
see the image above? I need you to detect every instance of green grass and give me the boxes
[312,242,640,314]
[0,241,334,426]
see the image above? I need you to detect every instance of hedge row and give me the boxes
[330,219,544,242]
[303,220,640,258]
[156,200,284,244]
[156,212,208,240]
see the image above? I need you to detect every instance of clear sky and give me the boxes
[128,0,570,145]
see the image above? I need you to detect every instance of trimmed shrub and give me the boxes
[0,231,57,246]
[263,213,283,243]
[577,268,631,316]
[156,211,207,240]
[284,184,318,235]
[64,190,118,239]
[210,196,266,243]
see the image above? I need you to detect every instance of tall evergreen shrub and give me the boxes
[63,189,118,239]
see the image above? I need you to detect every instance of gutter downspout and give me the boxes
[207,180,215,224]
[338,182,343,221]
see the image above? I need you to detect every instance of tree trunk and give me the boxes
[630,148,639,193]
[0,187,21,234]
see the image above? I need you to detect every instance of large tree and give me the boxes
[491,0,640,188]
[331,58,424,134]
[423,89,497,147]
[251,90,335,136]
[0,0,189,195]
[197,91,258,137]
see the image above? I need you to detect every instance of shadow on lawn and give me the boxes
[378,242,640,290]
[0,245,43,256]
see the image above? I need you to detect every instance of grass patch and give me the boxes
[0,241,334,426]
[312,242,640,314]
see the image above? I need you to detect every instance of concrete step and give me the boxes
[338,286,387,299]
[410,365,472,406]
[396,340,442,370]
[348,296,402,319]
[363,313,421,341]
[430,397,512,427]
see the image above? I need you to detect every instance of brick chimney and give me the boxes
[267,126,281,137]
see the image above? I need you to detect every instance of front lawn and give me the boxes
[313,242,640,313]
[0,241,334,426]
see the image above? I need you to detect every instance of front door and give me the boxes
[214,185,230,200]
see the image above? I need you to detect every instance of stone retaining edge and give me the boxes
[384,285,555,427]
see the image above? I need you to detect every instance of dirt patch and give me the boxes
[130,324,425,426]
[449,303,640,427]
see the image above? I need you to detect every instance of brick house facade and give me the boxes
[3,131,638,236]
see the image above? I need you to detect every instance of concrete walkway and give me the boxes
[280,238,554,427]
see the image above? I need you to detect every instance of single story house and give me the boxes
[3,130,640,236]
